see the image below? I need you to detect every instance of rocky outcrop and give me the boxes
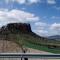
[0,23,32,34]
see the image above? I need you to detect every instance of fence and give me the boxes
[0,53,60,60]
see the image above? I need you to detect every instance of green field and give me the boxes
[25,41,60,54]
[9,33,60,54]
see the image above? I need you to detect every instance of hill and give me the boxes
[48,35,60,41]
[0,23,60,53]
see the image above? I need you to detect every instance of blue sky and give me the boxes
[0,0,60,37]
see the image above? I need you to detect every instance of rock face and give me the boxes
[0,40,22,53]
[0,23,32,34]
[7,23,32,33]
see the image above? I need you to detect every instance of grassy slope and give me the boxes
[3,33,60,54]
[11,33,60,54]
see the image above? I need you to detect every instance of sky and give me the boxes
[0,0,60,37]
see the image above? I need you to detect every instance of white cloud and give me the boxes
[50,23,60,31]
[32,22,60,36]
[35,22,47,26]
[4,0,40,5]
[33,22,60,36]
[0,9,39,27]
[34,22,48,30]
[33,29,48,37]
[17,0,40,4]
[28,0,40,4]
[51,16,60,19]
[32,22,49,36]
[47,0,56,4]
[5,0,15,3]
[1,0,56,5]
[16,0,26,4]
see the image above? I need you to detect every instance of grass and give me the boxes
[24,40,60,54]
[5,33,60,54]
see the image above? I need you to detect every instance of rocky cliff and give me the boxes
[0,23,32,34]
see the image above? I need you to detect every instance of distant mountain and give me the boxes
[48,35,60,40]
